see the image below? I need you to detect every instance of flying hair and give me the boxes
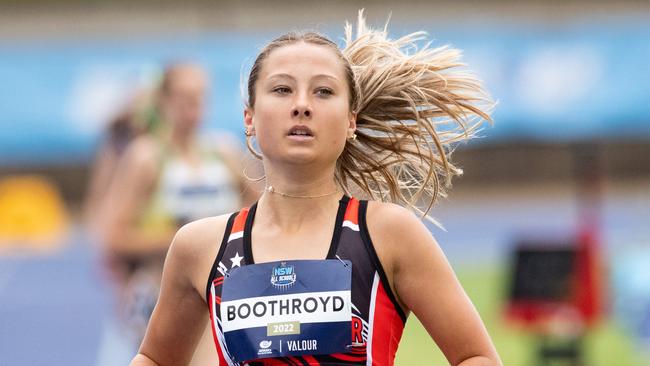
[245,10,493,222]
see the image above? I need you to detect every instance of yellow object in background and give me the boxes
[0,175,69,250]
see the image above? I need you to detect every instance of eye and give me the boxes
[315,88,334,97]
[272,86,291,95]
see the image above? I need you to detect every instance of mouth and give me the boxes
[287,125,314,138]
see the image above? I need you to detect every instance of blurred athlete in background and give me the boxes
[84,86,158,234]
[99,63,259,364]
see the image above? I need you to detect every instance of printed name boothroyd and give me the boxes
[226,295,346,321]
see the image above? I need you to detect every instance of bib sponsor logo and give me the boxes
[286,339,317,352]
[271,262,296,289]
[258,340,273,356]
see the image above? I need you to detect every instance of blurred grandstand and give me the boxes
[0,1,648,365]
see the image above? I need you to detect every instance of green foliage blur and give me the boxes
[395,266,649,365]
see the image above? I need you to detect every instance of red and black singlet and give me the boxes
[206,196,407,365]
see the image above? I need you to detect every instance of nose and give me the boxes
[292,107,311,118]
[291,92,312,119]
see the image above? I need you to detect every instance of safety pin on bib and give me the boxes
[335,255,350,268]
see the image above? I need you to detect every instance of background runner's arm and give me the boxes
[367,202,502,366]
[100,137,175,256]
[131,222,213,365]
[83,140,120,231]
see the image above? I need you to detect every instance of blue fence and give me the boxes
[1,19,648,165]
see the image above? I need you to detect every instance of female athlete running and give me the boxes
[131,13,501,366]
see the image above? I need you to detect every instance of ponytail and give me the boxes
[337,11,493,219]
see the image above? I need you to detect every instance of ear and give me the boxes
[348,111,357,134]
[244,108,255,134]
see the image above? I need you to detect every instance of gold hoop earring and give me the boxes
[242,163,266,182]
[348,132,357,141]
[246,135,263,160]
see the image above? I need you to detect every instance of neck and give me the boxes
[169,125,195,156]
[255,164,343,230]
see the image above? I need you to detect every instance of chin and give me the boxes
[268,148,327,167]
[281,152,320,165]
[261,142,342,167]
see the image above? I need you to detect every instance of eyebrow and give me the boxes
[266,73,341,83]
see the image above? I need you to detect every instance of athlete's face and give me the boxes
[244,42,356,166]
[162,66,208,133]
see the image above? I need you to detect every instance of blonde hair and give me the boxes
[246,11,493,219]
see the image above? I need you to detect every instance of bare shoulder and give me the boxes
[117,135,161,180]
[365,201,442,279]
[126,135,160,162]
[170,213,233,265]
[365,200,432,249]
[200,131,242,153]
[165,213,237,301]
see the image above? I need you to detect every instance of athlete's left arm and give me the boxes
[366,202,502,366]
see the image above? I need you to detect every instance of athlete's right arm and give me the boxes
[130,216,229,365]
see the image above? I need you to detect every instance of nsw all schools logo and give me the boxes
[271,262,296,289]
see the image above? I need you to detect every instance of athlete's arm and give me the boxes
[131,216,228,365]
[366,202,502,366]
[83,140,120,231]
[100,137,175,256]
[130,353,159,366]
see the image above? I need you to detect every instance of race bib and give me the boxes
[220,259,352,362]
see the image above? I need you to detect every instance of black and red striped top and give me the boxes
[206,196,407,365]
